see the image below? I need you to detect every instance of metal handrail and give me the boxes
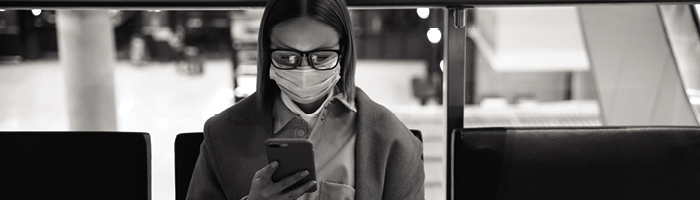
[1,0,698,9]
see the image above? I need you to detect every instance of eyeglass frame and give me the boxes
[269,48,343,70]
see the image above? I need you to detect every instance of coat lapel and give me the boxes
[354,88,383,200]
[213,93,276,198]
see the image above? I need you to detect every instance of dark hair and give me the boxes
[255,0,356,109]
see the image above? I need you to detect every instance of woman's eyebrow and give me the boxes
[269,42,293,49]
[269,36,290,49]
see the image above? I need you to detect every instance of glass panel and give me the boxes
[660,4,700,123]
[0,8,446,200]
[8,4,699,200]
[468,7,602,127]
[0,10,237,200]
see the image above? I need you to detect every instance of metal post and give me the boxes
[445,7,468,200]
[57,10,118,131]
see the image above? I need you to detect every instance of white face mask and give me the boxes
[269,66,341,104]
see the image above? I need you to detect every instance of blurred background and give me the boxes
[2,5,699,199]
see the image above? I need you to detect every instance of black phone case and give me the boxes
[265,138,317,193]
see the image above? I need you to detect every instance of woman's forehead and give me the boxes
[270,17,340,51]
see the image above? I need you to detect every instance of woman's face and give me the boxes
[270,16,341,70]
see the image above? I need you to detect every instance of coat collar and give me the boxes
[224,92,275,138]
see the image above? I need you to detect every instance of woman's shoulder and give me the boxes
[203,94,270,141]
[354,87,391,114]
[354,88,415,141]
[206,94,263,124]
[354,88,423,164]
[355,88,400,121]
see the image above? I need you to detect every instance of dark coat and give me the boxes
[186,88,425,200]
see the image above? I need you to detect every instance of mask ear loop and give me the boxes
[268,65,278,80]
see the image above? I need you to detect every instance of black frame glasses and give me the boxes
[270,48,343,70]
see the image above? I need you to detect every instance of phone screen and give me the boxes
[265,138,317,193]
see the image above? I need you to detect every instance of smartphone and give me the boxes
[265,138,317,193]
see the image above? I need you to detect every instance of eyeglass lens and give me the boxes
[272,50,339,69]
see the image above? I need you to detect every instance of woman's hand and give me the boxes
[247,161,317,200]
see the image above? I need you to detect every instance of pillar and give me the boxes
[56,10,117,131]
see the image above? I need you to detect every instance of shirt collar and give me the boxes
[272,87,356,133]
[331,88,357,113]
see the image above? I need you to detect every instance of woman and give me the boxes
[186,0,425,199]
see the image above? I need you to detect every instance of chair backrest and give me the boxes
[175,132,205,200]
[451,126,700,200]
[175,129,422,200]
[410,129,423,143]
[0,131,151,200]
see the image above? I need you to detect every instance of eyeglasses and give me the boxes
[270,49,342,70]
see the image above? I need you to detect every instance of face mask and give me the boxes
[269,66,341,104]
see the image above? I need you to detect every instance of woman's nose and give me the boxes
[297,55,312,69]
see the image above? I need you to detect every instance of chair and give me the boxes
[451,126,700,200]
[175,129,422,200]
[411,129,423,143]
[0,131,151,200]
[175,132,205,200]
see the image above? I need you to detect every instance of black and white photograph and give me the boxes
[1,0,700,199]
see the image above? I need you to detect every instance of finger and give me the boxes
[254,161,278,180]
[273,170,310,192]
[281,180,317,199]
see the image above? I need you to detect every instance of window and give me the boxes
[2,3,700,200]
